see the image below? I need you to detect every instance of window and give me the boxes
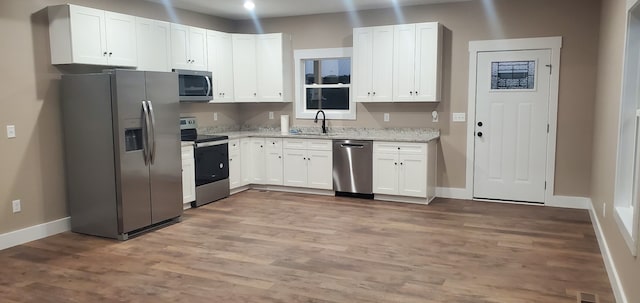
[490,61,536,90]
[294,48,355,120]
[613,3,640,256]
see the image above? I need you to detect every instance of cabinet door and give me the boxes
[371,26,394,102]
[170,24,190,70]
[104,11,137,67]
[398,153,427,198]
[69,5,108,65]
[136,18,171,72]
[264,139,283,185]
[181,146,195,203]
[283,149,307,187]
[414,23,441,102]
[393,24,416,102]
[307,150,333,190]
[251,138,266,184]
[229,150,241,189]
[373,152,399,195]
[189,27,207,70]
[232,34,258,102]
[353,27,373,102]
[257,34,284,102]
[208,30,235,101]
[240,139,253,185]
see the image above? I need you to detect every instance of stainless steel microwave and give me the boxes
[173,69,213,102]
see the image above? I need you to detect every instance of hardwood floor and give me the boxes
[0,190,613,302]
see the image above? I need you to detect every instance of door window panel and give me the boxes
[491,61,535,90]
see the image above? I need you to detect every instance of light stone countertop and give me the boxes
[202,127,440,143]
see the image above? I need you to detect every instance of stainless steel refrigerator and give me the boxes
[62,69,183,240]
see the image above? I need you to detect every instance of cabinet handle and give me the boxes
[308,158,311,161]
[394,162,397,165]
[260,145,263,148]
[373,92,376,96]
[279,92,282,96]
[192,59,195,63]
[368,92,371,96]
[254,93,257,96]
[109,52,113,56]
[103,51,107,56]
[230,158,233,161]
[272,142,275,145]
[303,157,306,160]
[397,147,400,150]
[415,91,418,95]
[409,91,413,95]
[400,162,404,165]
[278,156,282,159]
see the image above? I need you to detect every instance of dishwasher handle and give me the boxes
[341,143,365,149]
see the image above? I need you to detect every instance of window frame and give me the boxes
[294,48,355,120]
[613,2,640,256]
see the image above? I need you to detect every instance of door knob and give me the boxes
[477,132,483,137]
[478,121,483,127]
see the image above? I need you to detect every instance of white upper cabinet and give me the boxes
[233,33,292,103]
[171,24,207,70]
[49,4,137,66]
[393,22,442,102]
[207,30,235,102]
[135,17,171,72]
[232,34,258,102]
[353,26,394,102]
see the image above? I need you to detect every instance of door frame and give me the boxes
[465,37,562,204]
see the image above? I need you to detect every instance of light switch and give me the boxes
[12,200,21,213]
[452,113,466,122]
[6,125,16,138]
[213,112,218,121]
[269,112,274,120]
[384,113,390,122]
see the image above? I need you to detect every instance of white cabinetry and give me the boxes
[373,141,437,202]
[135,17,171,72]
[283,139,333,190]
[207,30,235,101]
[393,22,443,102]
[49,4,137,66]
[353,26,394,102]
[232,33,292,102]
[181,144,196,204]
[240,138,265,185]
[264,138,284,185]
[171,24,207,70]
[228,139,241,189]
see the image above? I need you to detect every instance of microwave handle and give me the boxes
[205,75,212,98]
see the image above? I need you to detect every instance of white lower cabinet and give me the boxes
[228,139,241,189]
[240,138,265,185]
[373,141,436,201]
[264,138,284,185]
[181,145,195,204]
[283,139,333,190]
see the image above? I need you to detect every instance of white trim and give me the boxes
[435,187,471,200]
[375,194,431,205]
[589,200,628,303]
[465,36,562,203]
[230,185,251,195]
[251,185,334,196]
[294,47,355,120]
[545,195,590,209]
[0,217,71,251]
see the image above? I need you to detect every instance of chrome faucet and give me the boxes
[314,110,327,134]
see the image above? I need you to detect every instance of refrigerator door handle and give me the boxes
[141,101,150,166]
[147,100,157,164]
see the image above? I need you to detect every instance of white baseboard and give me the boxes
[546,195,591,209]
[251,185,334,196]
[0,217,71,251]
[435,187,471,200]
[588,200,628,303]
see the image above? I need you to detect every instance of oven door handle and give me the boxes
[147,100,157,164]
[141,101,150,166]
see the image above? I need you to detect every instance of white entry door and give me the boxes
[473,50,551,203]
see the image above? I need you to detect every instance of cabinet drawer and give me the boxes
[307,139,332,151]
[228,139,240,152]
[265,138,282,152]
[283,138,307,149]
[374,141,426,155]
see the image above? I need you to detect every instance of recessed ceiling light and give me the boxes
[244,1,255,10]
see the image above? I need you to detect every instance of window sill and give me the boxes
[614,205,638,256]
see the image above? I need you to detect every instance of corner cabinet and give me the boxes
[393,22,443,102]
[353,26,394,102]
[48,4,137,66]
[171,24,207,71]
[232,33,292,102]
[181,144,196,204]
[135,17,171,72]
[373,141,437,203]
[207,30,235,102]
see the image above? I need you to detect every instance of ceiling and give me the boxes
[146,0,469,20]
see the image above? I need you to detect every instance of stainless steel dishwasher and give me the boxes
[333,140,373,197]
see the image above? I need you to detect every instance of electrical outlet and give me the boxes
[213,112,218,121]
[452,113,466,122]
[384,113,390,122]
[12,200,21,213]
[6,125,16,138]
[432,111,439,123]
[269,112,274,120]
[602,203,606,218]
